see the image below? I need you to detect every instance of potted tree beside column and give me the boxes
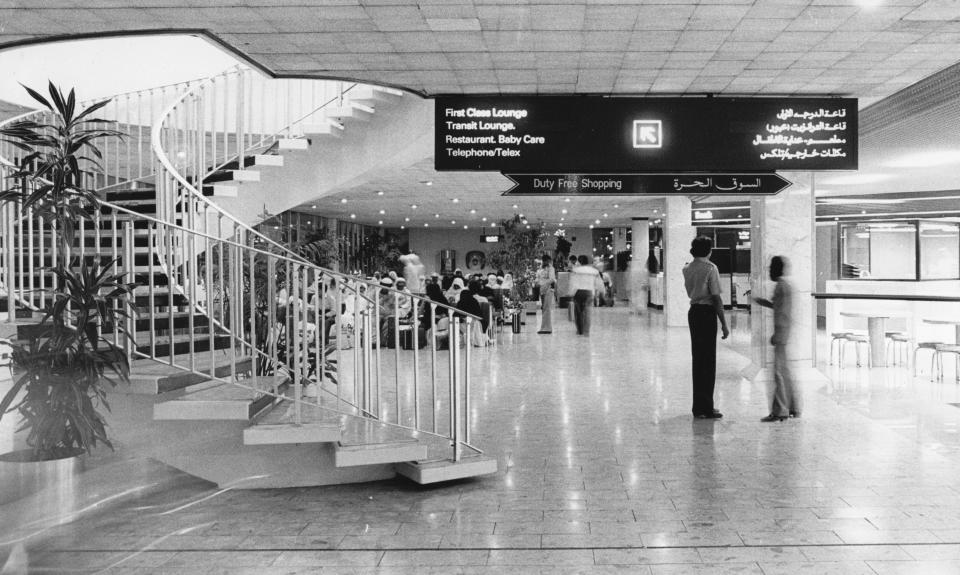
[0,83,134,501]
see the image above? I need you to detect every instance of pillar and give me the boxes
[630,218,650,312]
[664,197,695,327]
[748,172,825,383]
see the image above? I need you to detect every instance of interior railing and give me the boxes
[0,67,486,463]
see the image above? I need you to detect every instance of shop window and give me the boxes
[920,221,960,279]
[840,222,917,280]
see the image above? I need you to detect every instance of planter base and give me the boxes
[0,449,84,506]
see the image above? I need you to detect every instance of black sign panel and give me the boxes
[502,173,792,196]
[436,96,857,172]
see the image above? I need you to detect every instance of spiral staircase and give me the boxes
[0,67,495,487]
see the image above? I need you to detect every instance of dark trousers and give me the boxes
[573,290,592,335]
[688,304,717,415]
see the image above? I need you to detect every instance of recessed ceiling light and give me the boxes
[463,225,468,229]
[452,198,459,203]
[311,204,317,209]
[340,198,347,204]
[424,223,429,227]
[564,198,570,203]
[411,204,418,209]
[377,191,384,196]
[595,219,601,224]
[422,180,433,186]
[603,213,608,218]
[350,214,356,219]
[434,213,440,218]
[512,204,518,209]
[379,209,385,214]
[886,150,960,168]
[589,224,594,229]
[378,220,383,225]
[451,220,456,224]
[820,174,891,186]
[401,225,405,229]
[482,217,487,222]
[522,219,528,224]
[405,217,410,222]
[559,223,564,227]
[861,210,867,214]
[470,209,476,214]
[526,225,530,229]
[560,217,565,221]
[613,204,619,208]
[561,209,568,214]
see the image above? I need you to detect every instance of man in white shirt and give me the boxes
[568,255,603,336]
[682,236,730,420]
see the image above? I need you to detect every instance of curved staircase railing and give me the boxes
[0,67,489,467]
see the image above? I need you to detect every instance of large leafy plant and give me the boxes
[0,83,131,461]
[488,215,546,300]
[0,259,136,460]
[0,82,123,263]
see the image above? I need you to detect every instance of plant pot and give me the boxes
[0,449,84,506]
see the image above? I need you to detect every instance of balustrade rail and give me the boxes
[0,66,483,463]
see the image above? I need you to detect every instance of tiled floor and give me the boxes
[6,306,960,573]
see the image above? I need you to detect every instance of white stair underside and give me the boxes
[396,455,498,485]
[277,138,309,151]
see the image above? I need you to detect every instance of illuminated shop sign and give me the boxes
[436,96,857,172]
[481,235,501,243]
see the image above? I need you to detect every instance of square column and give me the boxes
[748,172,824,382]
[630,218,650,313]
[664,197,695,327]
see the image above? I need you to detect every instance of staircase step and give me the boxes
[244,399,342,445]
[138,334,232,356]
[346,85,404,104]
[396,455,498,485]
[277,138,309,151]
[333,417,427,467]
[105,190,156,203]
[152,375,289,420]
[325,103,374,122]
[128,355,253,394]
[252,154,283,167]
[207,183,239,197]
[301,122,343,137]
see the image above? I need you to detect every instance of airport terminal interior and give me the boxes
[4,1,960,573]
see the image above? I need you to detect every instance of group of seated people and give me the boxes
[274,267,514,350]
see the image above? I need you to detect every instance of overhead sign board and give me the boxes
[436,96,857,172]
[501,173,792,196]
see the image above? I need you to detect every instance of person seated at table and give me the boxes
[422,283,448,327]
[469,279,491,332]
[445,277,465,305]
[394,277,413,321]
[456,283,489,346]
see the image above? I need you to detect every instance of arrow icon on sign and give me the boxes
[633,120,662,148]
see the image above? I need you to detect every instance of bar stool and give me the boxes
[885,331,910,367]
[842,332,872,367]
[829,332,850,365]
[914,341,942,377]
[933,344,960,382]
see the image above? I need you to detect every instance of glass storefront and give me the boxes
[840,220,959,280]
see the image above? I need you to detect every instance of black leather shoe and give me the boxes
[761,414,788,422]
[695,412,723,419]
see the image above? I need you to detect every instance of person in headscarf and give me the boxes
[445,277,465,305]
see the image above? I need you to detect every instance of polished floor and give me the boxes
[6,306,960,573]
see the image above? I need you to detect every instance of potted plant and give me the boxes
[0,82,131,495]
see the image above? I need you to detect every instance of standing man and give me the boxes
[753,256,800,422]
[683,236,730,419]
[569,255,602,336]
[536,254,556,334]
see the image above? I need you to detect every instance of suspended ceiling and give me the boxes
[4,1,960,228]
